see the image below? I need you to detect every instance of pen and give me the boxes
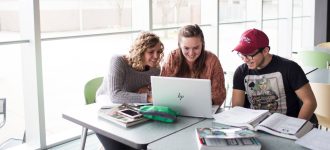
[100,106,112,109]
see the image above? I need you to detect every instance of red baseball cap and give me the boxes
[233,28,269,55]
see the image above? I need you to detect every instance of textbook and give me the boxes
[195,127,261,150]
[213,106,314,140]
[98,104,148,128]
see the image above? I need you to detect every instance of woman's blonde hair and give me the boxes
[126,32,164,71]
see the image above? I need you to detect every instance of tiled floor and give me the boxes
[49,134,101,150]
[0,134,101,150]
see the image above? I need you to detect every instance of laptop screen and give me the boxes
[151,76,213,118]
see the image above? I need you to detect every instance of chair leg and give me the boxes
[23,131,26,143]
[81,127,88,150]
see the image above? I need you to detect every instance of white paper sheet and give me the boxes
[295,128,330,150]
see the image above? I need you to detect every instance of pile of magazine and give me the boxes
[98,103,149,128]
[195,127,261,150]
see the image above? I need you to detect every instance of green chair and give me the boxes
[81,77,103,150]
[84,77,103,105]
[292,51,330,69]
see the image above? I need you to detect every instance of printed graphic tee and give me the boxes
[233,55,309,118]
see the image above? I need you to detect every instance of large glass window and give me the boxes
[0,45,25,147]
[152,0,201,29]
[39,0,134,145]
[42,34,135,144]
[219,0,249,23]
[154,29,179,56]
[0,0,26,147]
[262,0,279,54]
[218,0,258,72]
[40,0,133,38]
[0,0,21,42]
[292,0,313,52]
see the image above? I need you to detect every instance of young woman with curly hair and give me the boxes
[97,32,164,105]
[95,32,164,150]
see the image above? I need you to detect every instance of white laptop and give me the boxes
[151,76,216,118]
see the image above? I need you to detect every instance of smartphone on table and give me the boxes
[117,109,143,119]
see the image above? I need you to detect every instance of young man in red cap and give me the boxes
[231,28,318,124]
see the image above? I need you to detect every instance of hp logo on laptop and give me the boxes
[177,92,184,100]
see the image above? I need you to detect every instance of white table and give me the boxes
[62,104,205,149]
[147,119,308,150]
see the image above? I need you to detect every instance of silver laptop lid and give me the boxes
[151,76,213,118]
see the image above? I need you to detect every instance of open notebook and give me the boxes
[213,107,313,140]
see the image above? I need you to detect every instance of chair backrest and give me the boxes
[0,98,6,128]
[317,42,330,49]
[84,77,103,105]
[310,83,330,128]
[292,51,330,69]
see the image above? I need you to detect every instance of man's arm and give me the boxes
[232,89,246,107]
[295,83,317,120]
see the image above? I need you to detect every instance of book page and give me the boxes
[213,107,269,124]
[258,113,306,134]
[295,128,330,150]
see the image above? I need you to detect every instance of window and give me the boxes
[292,0,313,52]
[152,0,201,29]
[0,44,25,146]
[39,0,135,145]
[0,0,26,146]
[0,0,21,42]
[218,0,258,72]
[40,0,133,38]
